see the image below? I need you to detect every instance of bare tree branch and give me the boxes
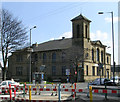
[0,9,28,80]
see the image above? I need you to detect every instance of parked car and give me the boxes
[0,80,20,94]
[89,78,117,86]
[111,77,120,85]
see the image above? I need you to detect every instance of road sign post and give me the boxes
[98,63,103,85]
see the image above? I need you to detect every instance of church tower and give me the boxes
[71,14,91,40]
[71,14,91,82]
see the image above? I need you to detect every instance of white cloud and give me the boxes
[91,30,108,41]
[52,30,110,48]
[105,17,118,23]
[91,30,112,52]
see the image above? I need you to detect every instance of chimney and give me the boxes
[62,37,65,40]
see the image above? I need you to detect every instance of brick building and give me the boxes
[8,14,111,82]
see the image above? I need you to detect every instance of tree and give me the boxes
[0,9,28,80]
[64,45,89,82]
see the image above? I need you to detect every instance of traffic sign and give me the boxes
[78,64,82,68]
[66,69,70,75]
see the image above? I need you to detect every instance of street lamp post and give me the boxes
[98,11,115,83]
[29,26,36,83]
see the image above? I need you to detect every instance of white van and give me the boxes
[111,77,120,85]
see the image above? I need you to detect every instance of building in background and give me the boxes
[8,14,111,82]
[111,65,120,77]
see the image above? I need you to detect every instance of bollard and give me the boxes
[9,84,12,101]
[29,86,31,100]
[51,83,53,96]
[74,83,76,97]
[89,86,93,102]
[23,84,25,98]
[87,82,89,98]
[55,84,57,96]
[72,83,75,100]
[14,85,16,98]
[16,85,19,97]
[58,84,61,102]
[105,83,107,100]
[35,85,37,95]
[39,85,41,95]
[71,83,74,97]
[25,83,27,94]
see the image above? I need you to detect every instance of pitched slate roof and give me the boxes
[71,14,91,22]
[33,38,72,52]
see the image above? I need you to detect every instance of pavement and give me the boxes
[76,94,120,102]
[13,92,120,102]
[0,93,120,102]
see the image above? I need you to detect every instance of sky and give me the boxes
[0,0,119,65]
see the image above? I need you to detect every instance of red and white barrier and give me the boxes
[93,89,120,94]
[1,86,119,94]
[0,84,119,102]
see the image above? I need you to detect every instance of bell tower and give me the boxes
[71,14,91,40]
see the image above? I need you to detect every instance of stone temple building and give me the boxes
[8,14,111,83]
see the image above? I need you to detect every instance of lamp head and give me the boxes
[98,12,104,14]
[34,26,36,28]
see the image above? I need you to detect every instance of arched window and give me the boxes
[107,56,109,63]
[86,65,88,76]
[52,66,56,75]
[101,51,103,63]
[77,24,80,38]
[92,49,94,61]
[52,52,56,63]
[97,48,99,62]
[43,53,47,63]
[62,66,66,75]
[85,25,88,38]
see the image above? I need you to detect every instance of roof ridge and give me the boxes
[71,14,91,22]
[37,38,72,46]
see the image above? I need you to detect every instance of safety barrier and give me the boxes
[0,83,120,102]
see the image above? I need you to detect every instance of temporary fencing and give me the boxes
[0,83,120,102]
[93,89,119,94]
